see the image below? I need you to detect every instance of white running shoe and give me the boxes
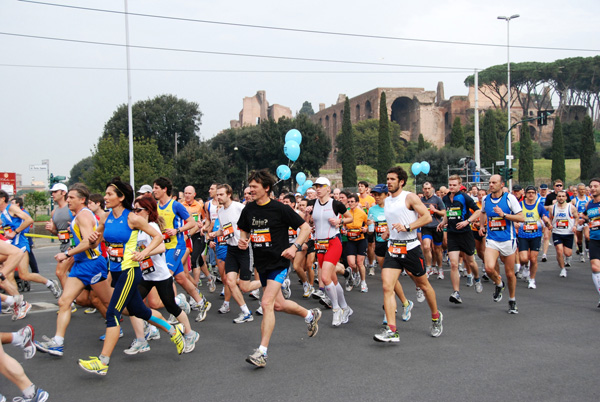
[332,308,343,326]
[559,268,567,278]
[528,279,537,289]
[416,288,425,303]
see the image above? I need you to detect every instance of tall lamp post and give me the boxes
[498,14,519,191]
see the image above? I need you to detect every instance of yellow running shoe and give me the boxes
[170,326,184,355]
[78,356,108,376]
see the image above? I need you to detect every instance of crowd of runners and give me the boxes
[1,166,600,401]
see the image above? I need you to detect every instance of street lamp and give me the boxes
[498,14,519,190]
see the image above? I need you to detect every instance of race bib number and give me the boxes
[347,229,361,239]
[523,223,538,233]
[315,239,329,254]
[388,241,407,258]
[192,213,199,222]
[251,229,272,248]
[222,222,234,241]
[106,243,124,263]
[58,230,71,244]
[447,207,462,220]
[556,219,569,228]
[375,222,388,233]
[162,231,171,244]
[489,217,507,231]
[2,226,13,235]
[288,227,298,242]
[140,257,155,274]
[590,217,600,231]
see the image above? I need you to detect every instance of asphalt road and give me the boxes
[1,240,599,402]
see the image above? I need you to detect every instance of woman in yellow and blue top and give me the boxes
[78,178,186,376]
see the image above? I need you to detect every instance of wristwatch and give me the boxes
[176,228,181,234]
[65,250,70,258]
[404,224,411,231]
[293,242,303,251]
[0,272,6,281]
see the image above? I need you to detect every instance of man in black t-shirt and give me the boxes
[544,180,571,209]
[238,169,322,368]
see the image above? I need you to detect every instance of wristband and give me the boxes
[0,272,6,281]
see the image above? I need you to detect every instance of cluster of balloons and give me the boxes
[411,161,431,176]
[277,129,312,194]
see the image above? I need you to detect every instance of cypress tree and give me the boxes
[377,92,393,183]
[518,126,534,184]
[481,110,500,168]
[341,97,357,187]
[450,117,465,148]
[551,116,566,182]
[417,133,426,152]
[580,115,594,181]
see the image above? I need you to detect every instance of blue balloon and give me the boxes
[304,180,313,189]
[296,186,303,194]
[285,129,302,145]
[284,141,301,162]
[276,165,291,180]
[296,172,306,186]
[420,161,431,175]
[411,162,422,176]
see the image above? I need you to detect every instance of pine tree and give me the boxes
[377,92,393,183]
[341,97,357,187]
[580,115,594,181]
[518,126,534,184]
[551,116,566,182]
[450,117,465,148]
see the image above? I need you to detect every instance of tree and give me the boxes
[417,134,426,153]
[450,117,465,148]
[551,117,566,182]
[377,92,394,183]
[562,120,583,159]
[174,142,229,200]
[339,119,406,168]
[580,115,595,181]
[414,146,470,189]
[103,94,202,163]
[481,110,502,168]
[24,191,49,221]
[298,101,315,116]
[68,156,94,186]
[340,98,357,187]
[518,126,534,184]
[85,133,173,193]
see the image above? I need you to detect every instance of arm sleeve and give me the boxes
[506,194,523,214]
[332,200,348,216]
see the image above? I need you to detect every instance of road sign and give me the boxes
[496,161,505,166]
[29,164,48,170]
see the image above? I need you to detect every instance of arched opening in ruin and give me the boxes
[332,113,338,134]
[325,115,330,133]
[365,101,372,119]
[355,104,361,122]
[391,97,413,131]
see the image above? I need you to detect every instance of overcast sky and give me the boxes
[1,0,598,186]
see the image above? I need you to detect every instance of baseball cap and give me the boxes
[540,184,548,189]
[513,184,522,191]
[137,184,153,194]
[50,183,68,192]
[314,177,331,187]
[371,184,388,194]
[525,185,537,192]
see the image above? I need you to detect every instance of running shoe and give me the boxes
[373,327,399,343]
[195,299,212,322]
[431,266,439,275]
[559,268,568,277]
[493,281,505,302]
[34,336,64,356]
[170,326,185,355]
[508,300,519,314]
[246,349,267,368]
[426,266,434,277]
[430,311,443,337]
[341,306,353,324]
[124,339,150,355]
[528,279,537,289]
[307,308,321,337]
[99,327,123,341]
[319,294,332,309]
[368,267,375,276]
[401,270,408,276]
[360,283,368,293]
[465,275,474,287]
[256,305,263,316]
[0,393,5,402]
[332,308,343,326]
[70,303,78,314]
[249,288,260,300]
[353,272,361,289]
[177,294,191,314]
[302,284,314,298]
[437,269,445,280]
[541,254,547,262]
[78,356,108,375]
[144,323,160,341]
[345,269,353,292]
[220,287,225,297]
[19,325,36,359]
[481,272,490,282]
[16,301,31,321]
[580,254,586,263]
[449,291,462,304]
[516,267,523,279]
[84,308,97,314]
[12,387,50,402]
[522,267,530,281]
[11,295,23,321]
[312,289,325,299]
[401,300,414,322]
[416,287,425,303]
[475,280,483,293]
[218,303,230,314]
[208,275,217,293]
[183,331,200,353]
[233,312,254,324]
[281,278,291,299]
[565,258,571,268]
[48,279,62,298]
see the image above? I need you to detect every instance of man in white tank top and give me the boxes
[374,167,443,343]
[550,190,578,278]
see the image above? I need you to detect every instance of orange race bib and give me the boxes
[388,241,407,257]
[347,229,361,239]
[251,229,272,248]
[221,222,234,241]
[523,223,538,233]
[375,222,388,233]
[315,239,329,253]
[58,230,71,244]
[590,217,600,231]
[557,219,569,228]
[140,257,155,274]
[489,217,507,231]
[161,231,171,244]
[106,243,124,263]
[3,226,13,235]
[288,227,298,242]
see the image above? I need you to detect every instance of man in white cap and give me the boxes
[137,184,153,195]
[46,183,72,288]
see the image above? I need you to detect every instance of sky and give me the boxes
[1,0,598,187]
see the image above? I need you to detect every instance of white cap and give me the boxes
[137,184,153,194]
[315,177,331,187]
[50,183,68,192]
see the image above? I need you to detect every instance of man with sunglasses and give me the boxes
[549,190,578,277]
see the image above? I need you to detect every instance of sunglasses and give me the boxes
[314,184,327,189]
[134,208,146,213]
[555,184,563,187]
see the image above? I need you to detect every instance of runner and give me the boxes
[238,169,321,367]
[374,166,443,342]
[0,240,28,320]
[45,183,74,288]
[358,181,377,274]
[572,183,590,263]
[0,338,48,402]
[420,182,445,279]
[478,174,524,314]
[581,178,600,307]
[549,190,578,278]
[539,184,552,262]
[344,194,369,292]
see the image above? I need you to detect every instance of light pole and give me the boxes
[498,14,519,191]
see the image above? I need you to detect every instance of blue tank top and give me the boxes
[484,193,517,242]
[575,196,590,214]
[70,208,101,262]
[103,209,139,271]
[585,201,600,241]
[1,206,28,250]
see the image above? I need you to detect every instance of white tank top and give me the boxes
[384,190,419,250]
[552,203,575,235]
[313,198,340,240]
[207,199,219,221]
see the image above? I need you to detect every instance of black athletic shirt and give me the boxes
[238,200,305,273]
